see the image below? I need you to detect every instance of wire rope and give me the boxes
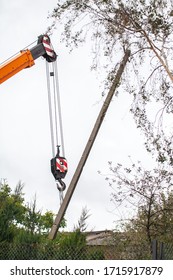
[46,59,66,205]
[54,60,65,157]
[52,64,59,148]
[0,40,37,66]
[46,61,55,157]
[59,189,64,205]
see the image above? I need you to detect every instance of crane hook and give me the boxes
[56,178,66,191]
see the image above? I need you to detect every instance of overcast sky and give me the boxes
[0,0,154,231]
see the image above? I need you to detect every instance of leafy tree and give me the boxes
[0,180,26,242]
[48,0,173,165]
[105,161,173,244]
[48,2,173,253]
[23,196,42,236]
[42,207,104,260]
[39,211,56,235]
[134,191,173,243]
[56,230,87,259]
[0,183,104,259]
[22,196,55,235]
[74,206,91,232]
[0,180,64,244]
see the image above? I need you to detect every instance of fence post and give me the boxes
[151,240,158,260]
[159,242,164,260]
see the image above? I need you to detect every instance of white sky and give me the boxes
[0,0,154,231]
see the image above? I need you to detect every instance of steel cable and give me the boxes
[53,60,65,157]
[46,60,66,205]
[46,61,55,157]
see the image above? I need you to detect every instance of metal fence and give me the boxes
[0,242,152,260]
[1,239,172,260]
[0,243,104,260]
[152,240,173,260]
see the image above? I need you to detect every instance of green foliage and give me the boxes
[136,191,173,243]
[0,232,105,260]
[110,231,152,259]
[48,0,173,166]
[74,206,91,231]
[22,196,56,237]
[0,180,62,243]
[44,229,105,260]
[106,161,173,244]
[13,228,41,244]
[0,181,104,259]
[48,0,172,68]
[54,230,87,259]
[0,180,26,242]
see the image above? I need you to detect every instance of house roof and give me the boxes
[86,230,114,245]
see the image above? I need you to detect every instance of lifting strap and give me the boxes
[46,59,67,204]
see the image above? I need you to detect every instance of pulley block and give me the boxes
[51,146,68,183]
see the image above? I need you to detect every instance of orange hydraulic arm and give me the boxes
[0,50,34,84]
[0,34,57,84]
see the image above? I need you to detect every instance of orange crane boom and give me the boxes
[0,34,57,84]
[0,50,34,84]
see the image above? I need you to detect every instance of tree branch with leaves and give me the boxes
[48,0,173,165]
